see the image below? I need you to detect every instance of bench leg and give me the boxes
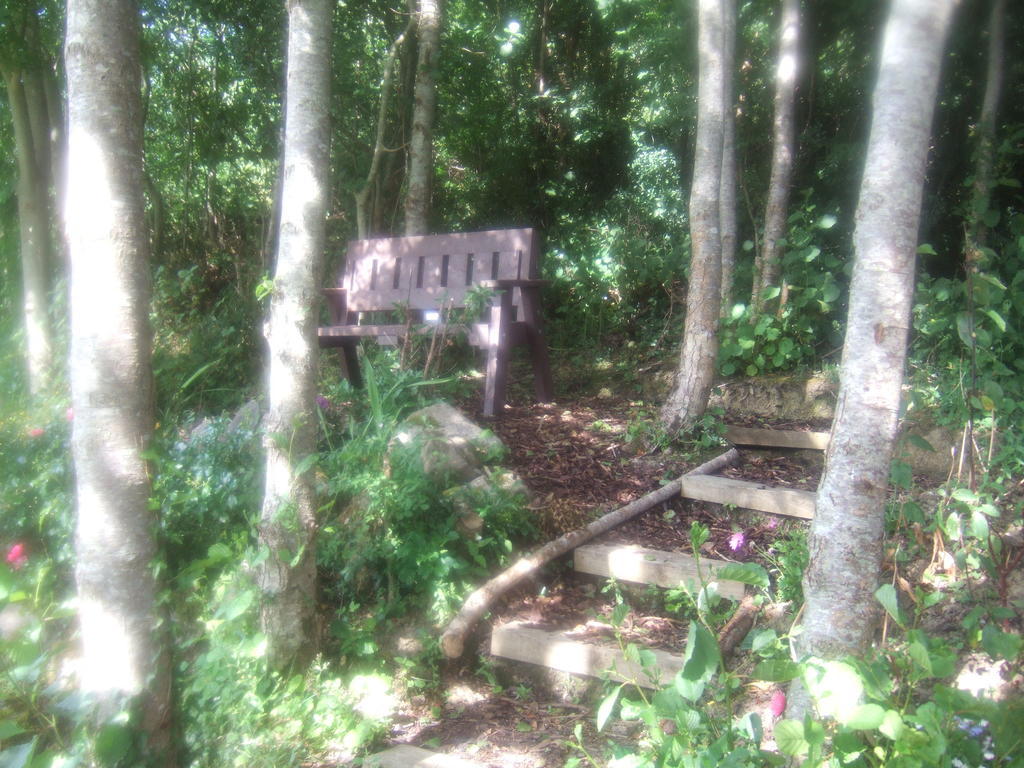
[520,288,554,403]
[340,340,362,389]
[483,290,513,417]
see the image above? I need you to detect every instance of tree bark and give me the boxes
[661,0,728,434]
[440,449,740,658]
[258,0,332,671]
[404,0,443,235]
[798,0,953,665]
[753,0,800,313]
[969,0,1005,246]
[3,68,54,395]
[65,0,175,760]
[719,0,738,316]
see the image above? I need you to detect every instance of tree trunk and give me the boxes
[798,0,953,666]
[661,0,728,434]
[719,0,738,316]
[404,0,443,235]
[258,0,332,671]
[356,18,413,239]
[753,0,800,313]
[969,0,1005,246]
[65,0,175,760]
[3,68,54,396]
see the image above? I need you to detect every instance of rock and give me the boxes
[228,399,262,434]
[709,373,837,423]
[447,469,530,538]
[896,417,959,482]
[389,403,506,487]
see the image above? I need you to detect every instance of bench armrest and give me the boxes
[322,288,348,324]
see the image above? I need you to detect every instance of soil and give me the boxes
[340,386,1021,767]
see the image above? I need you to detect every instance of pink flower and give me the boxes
[66,407,74,422]
[27,427,45,438]
[728,531,746,552]
[6,543,27,570]
[769,690,786,718]
[766,517,780,530]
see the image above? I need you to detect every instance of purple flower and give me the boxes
[728,531,746,552]
[316,395,331,411]
[766,516,780,530]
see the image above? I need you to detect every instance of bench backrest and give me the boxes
[337,228,540,312]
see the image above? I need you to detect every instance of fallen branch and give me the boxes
[439,448,741,658]
[717,594,759,664]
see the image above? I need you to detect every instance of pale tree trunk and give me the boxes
[65,0,175,760]
[3,68,54,396]
[752,0,799,313]
[258,0,331,671]
[661,0,728,434]
[404,0,442,235]
[970,0,1005,246]
[718,0,738,315]
[798,0,954,673]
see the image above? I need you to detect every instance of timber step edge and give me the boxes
[490,622,682,690]
[573,543,746,600]
[364,745,482,768]
[679,474,815,519]
[724,426,831,451]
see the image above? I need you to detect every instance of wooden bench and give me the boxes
[318,228,554,417]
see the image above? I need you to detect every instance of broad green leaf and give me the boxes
[753,660,800,682]
[842,703,886,730]
[982,624,1023,661]
[970,510,990,540]
[818,214,838,230]
[916,243,937,255]
[804,660,864,721]
[0,721,26,740]
[218,589,255,621]
[906,434,934,452]
[952,487,978,503]
[774,720,808,757]
[879,709,905,740]
[875,584,905,628]
[907,640,933,676]
[762,285,781,300]
[715,562,769,590]
[956,312,975,348]
[681,621,720,685]
[95,723,133,764]
[596,684,623,731]
[890,460,912,490]
[983,309,1007,333]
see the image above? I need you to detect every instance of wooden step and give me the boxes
[574,543,745,600]
[679,474,815,519]
[365,745,481,768]
[724,426,830,450]
[491,622,682,689]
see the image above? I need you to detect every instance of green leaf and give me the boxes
[842,703,886,729]
[875,584,905,628]
[681,621,720,685]
[762,285,781,300]
[0,721,26,740]
[715,562,769,590]
[0,740,35,768]
[753,660,800,682]
[956,312,975,348]
[906,434,934,452]
[596,684,623,732]
[818,214,838,230]
[890,460,912,490]
[981,624,1023,661]
[916,243,937,255]
[774,720,809,757]
[952,487,978,503]
[879,709,904,740]
[983,309,1007,333]
[218,589,255,621]
[970,510,990,540]
[95,723,133,765]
